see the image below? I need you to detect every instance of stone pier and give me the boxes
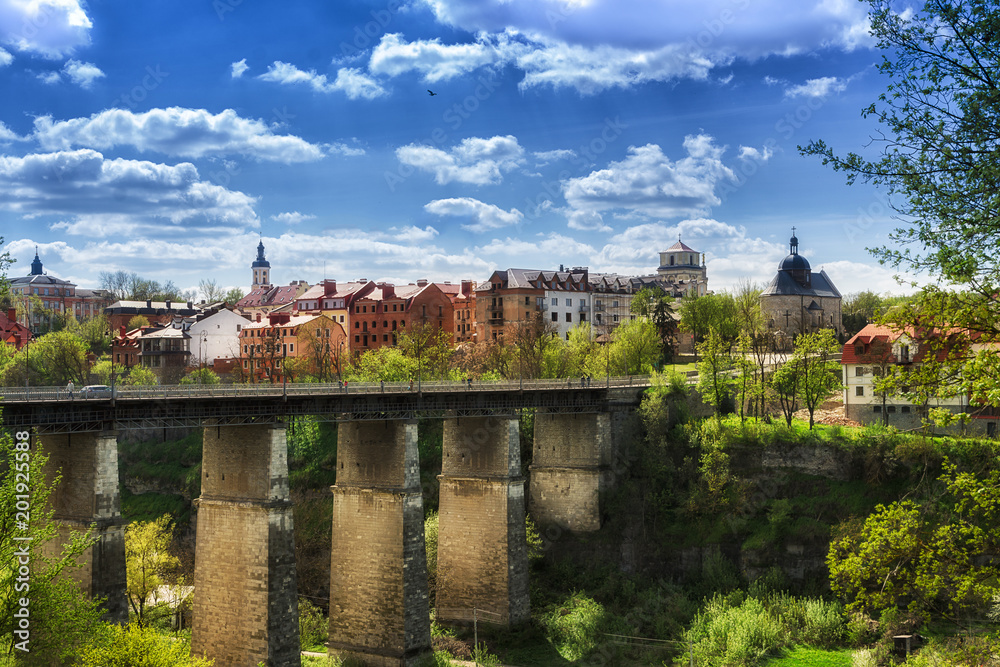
[329,420,431,667]
[39,431,128,622]
[529,411,611,532]
[191,424,300,667]
[436,416,529,627]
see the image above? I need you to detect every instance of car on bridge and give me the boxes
[79,385,113,398]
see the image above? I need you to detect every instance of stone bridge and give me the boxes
[1,378,648,666]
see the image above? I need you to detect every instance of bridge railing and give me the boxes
[0,376,652,403]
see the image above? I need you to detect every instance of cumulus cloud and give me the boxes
[0,149,259,234]
[272,211,316,225]
[396,135,525,185]
[33,107,324,163]
[425,197,523,232]
[36,70,60,85]
[230,58,249,78]
[562,136,735,223]
[784,76,848,99]
[0,0,93,58]
[404,0,873,94]
[258,61,386,100]
[476,232,597,263]
[62,59,104,88]
[0,121,25,142]
[0,47,12,67]
[533,149,576,166]
[738,145,773,163]
[369,33,499,82]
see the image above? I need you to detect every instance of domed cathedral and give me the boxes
[251,239,271,289]
[760,229,843,346]
[656,239,708,297]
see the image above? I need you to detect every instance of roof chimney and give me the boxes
[6,308,15,322]
[324,279,337,296]
[146,299,152,308]
[416,278,428,287]
[187,301,193,309]
[119,325,127,337]
[165,299,172,309]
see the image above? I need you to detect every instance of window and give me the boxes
[900,345,910,362]
[524,296,530,306]
[438,305,443,316]
[856,386,864,397]
[565,312,572,322]
[887,406,896,413]
[551,297,557,305]
[565,298,571,306]
[340,315,345,323]
[383,334,388,341]
[579,299,585,306]
[873,405,881,412]
[855,367,864,376]
[551,312,557,322]
[612,300,619,308]
[901,406,911,413]
[355,321,359,329]
[289,344,293,352]
[354,335,360,342]
[580,313,587,322]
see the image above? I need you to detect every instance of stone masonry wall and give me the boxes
[38,432,127,622]
[437,417,529,626]
[529,412,610,532]
[191,424,300,667]
[329,420,431,667]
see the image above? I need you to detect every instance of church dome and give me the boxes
[779,252,810,272]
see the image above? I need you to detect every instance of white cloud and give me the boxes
[425,197,523,232]
[230,58,249,78]
[387,225,440,243]
[272,211,316,225]
[533,149,576,166]
[0,121,26,143]
[421,0,872,56]
[369,33,498,82]
[325,141,366,157]
[0,47,12,67]
[36,70,60,84]
[0,149,259,234]
[476,232,597,264]
[738,145,773,163]
[62,59,104,88]
[564,208,610,232]
[0,0,93,58]
[784,76,847,99]
[396,135,525,185]
[258,61,386,100]
[562,136,735,223]
[33,107,324,163]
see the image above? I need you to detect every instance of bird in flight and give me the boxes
[427,90,437,96]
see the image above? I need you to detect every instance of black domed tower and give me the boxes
[251,240,271,289]
[779,230,811,287]
[29,248,43,276]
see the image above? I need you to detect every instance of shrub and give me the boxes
[299,598,327,651]
[685,594,783,667]
[76,622,213,667]
[539,592,606,661]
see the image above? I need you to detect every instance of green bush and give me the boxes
[539,592,606,661]
[299,598,327,651]
[685,593,783,667]
[76,622,213,666]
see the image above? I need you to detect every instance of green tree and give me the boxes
[127,315,150,331]
[791,329,842,429]
[771,361,800,427]
[180,368,220,385]
[125,515,181,628]
[0,427,104,664]
[397,321,453,380]
[348,346,418,382]
[696,331,735,421]
[223,287,245,306]
[122,365,158,386]
[610,317,661,375]
[679,293,738,360]
[802,1,1000,415]
[828,462,1000,625]
[2,330,90,386]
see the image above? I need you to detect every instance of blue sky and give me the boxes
[0,0,917,299]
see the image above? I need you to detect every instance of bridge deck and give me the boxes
[0,377,651,433]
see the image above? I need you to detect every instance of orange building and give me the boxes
[474,270,545,342]
[292,279,376,333]
[348,280,454,354]
[238,312,346,382]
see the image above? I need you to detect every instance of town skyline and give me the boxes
[1,0,923,296]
